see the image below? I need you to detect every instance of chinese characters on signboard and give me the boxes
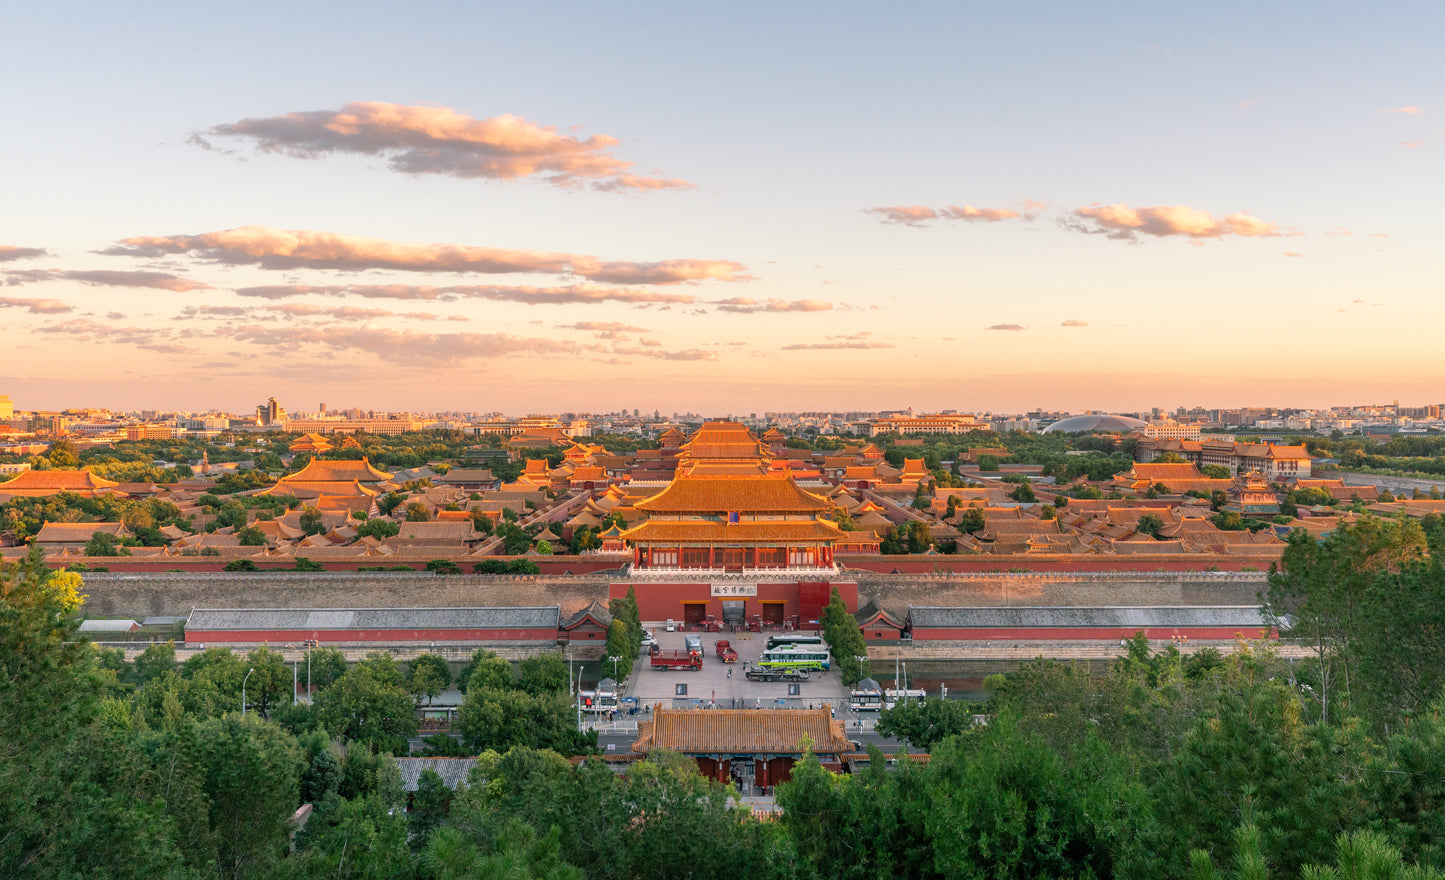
[710,583,758,597]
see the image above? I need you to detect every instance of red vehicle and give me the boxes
[715,640,739,663]
[650,650,703,670]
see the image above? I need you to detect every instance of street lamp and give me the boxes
[242,667,254,717]
[608,655,622,682]
[286,644,298,705]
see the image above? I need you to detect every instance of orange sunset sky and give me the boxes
[1,3,1439,414]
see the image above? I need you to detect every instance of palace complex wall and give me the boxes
[76,569,1268,622]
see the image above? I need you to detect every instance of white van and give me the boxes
[665,619,676,632]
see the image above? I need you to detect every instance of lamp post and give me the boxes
[242,667,254,717]
[608,655,622,682]
[286,644,298,705]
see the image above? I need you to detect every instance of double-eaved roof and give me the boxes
[634,473,831,514]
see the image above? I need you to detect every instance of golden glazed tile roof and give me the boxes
[621,519,846,543]
[634,473,832,514]
[634,707,854,755]
[283,458,393,483]
[0,469,120,494]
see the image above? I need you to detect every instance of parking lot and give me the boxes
[626,625,850,712]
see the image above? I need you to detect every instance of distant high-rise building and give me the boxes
[0,395,12,419]
[319,402,326,414]
[256,396,285,426]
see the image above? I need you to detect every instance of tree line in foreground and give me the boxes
[3,516,1445,880]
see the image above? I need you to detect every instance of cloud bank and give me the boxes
[0,296,73,314]
[3,269,212,291]
[0,246,48,262]
[193,102,692,191]
[1064,204,1279,240]
[710,297,833,313]
[866,204,1030,227]
[232,281,697,306]
[106,226,748,285]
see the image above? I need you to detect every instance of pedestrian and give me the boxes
[727,667,732,678]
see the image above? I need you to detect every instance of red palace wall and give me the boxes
[184,627,560,644]
[610,581,858,624]
[912,626,1276,641]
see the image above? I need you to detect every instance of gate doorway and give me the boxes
[683,603,707,625]
[721,600,745,625]
[761,602,785,625]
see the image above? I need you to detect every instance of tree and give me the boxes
[187,713,303,880]
[1353,556,1445,723]
[405,502,431,522]
[312,656,418,754]
[244,644,294,718]
[457,648,514,694]
[821,586,869,685]
[1137,513,1165,538]
[425,558,462,574]
[926,713,1152,880]
[1010,481,1037,503]
[223,559,258,572]
[356,518,400,540]
[457,687,588,754]
[298,504,325,535]
[236,524,267,546]
[408,653,452,706]
[1265,516,1427,723]
[132,640,177,687]
[876,697,977,750]
[470,510,495,535]
[604,619,636,683]
[85,530,130,556]
[535,539,554,555]
[409,767,453,847]
[976,454,1001,472]
[518,653,569,695]
[308,647,348,689]
[1201,464,1232,479]
[496,521,531,555]
[958,507,986,534]
[377,491,405,516]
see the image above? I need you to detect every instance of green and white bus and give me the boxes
[758,644,831,671]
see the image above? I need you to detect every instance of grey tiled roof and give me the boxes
[186,606,560,631]
[907,606,1268,629]
[393,757,477,791]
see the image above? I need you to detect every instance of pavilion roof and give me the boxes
[0,469,120,495]
[634,474,832,514]
[283,458,392,483]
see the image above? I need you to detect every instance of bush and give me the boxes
[224,559,258,572]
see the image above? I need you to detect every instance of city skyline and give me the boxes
[2,3,1440,412]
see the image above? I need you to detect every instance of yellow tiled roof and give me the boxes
[634,707,854,755]
[620,520,845,542]
[634,474,831,514]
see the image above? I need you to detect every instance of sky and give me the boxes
[1,2,1440,416]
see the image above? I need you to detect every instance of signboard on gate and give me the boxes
[711,583,757,597]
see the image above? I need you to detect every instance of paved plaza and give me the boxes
[625,624,851,713]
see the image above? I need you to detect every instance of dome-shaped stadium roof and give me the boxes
[1042,414,1148,434]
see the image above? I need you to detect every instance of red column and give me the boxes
[709,547,715,568]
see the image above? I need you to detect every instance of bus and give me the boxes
[758,644,831,671]
[883,688,927,710]
[849,678,884,712]
[764,634,826,651]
